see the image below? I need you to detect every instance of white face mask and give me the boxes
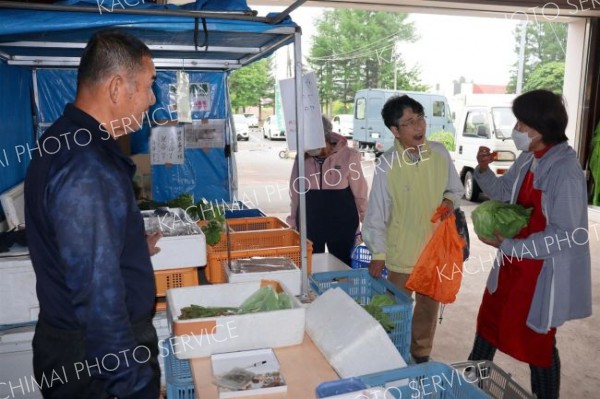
[511,128,532,152]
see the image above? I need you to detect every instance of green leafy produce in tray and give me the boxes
[361,294,396,332]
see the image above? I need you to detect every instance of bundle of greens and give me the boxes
[201,220,222,246]
[179,286,293,320]
[472,200,532,240]
[361,294,396,332]
[179,304,238,319]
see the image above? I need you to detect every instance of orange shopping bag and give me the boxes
[405,206,466,304]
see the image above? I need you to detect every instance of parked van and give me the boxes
[353,89,455,154]
[452,105,519,201]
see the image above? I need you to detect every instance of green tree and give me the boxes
[523,61,565,93]
[228,58,274,112]
[308,9,427,113]
[507,22,567,93]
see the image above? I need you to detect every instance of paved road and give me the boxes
[235,130,480,219]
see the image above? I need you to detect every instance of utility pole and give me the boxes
[516,20,527,94]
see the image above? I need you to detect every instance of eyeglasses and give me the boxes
[398,115,426,129]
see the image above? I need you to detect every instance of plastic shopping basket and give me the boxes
[451,361,534,399]
[316,362,488,398]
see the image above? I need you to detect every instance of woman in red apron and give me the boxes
[468,90,592,399]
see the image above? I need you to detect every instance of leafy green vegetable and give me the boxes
[472,200,532,240]
[179,304,238,319]
[201,219,223,245]
[179,286,293,320]
[360,294,396,332]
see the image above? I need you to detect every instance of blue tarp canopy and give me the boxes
[0,0,301,203]
[0,1,298,70]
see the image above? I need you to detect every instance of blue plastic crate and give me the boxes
[310,269,413,362]
[164,340,195,399]
[315,377,367,398]
[317,362,488,399]
[224,208,266,218]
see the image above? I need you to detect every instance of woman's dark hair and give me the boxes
[512,89,568,144]
[381,95,424,130]
[77,29,152,89]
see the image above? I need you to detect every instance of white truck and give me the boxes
[452,105,520,201]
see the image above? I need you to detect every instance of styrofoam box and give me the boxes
[142,209,207,270]
[0,326,42,399]
[0,256,39,324]
[306,287,407,378]
[166,281,305,359]
[224,260,301,296]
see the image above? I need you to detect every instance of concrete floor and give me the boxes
[429,216,600,397]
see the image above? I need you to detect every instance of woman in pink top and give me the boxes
[287,116,368,266]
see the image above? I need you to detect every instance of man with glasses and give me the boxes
[362,95,463,363]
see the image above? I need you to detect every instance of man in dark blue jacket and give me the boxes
[25,29,160,399]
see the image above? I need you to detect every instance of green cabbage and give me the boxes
[472,200,532,239]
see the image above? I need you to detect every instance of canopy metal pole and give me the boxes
[292,31,309,299]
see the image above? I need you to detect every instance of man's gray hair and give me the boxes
[77,29,152,89]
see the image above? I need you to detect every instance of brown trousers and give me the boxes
[387,271,440,358]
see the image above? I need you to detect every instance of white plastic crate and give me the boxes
[166,280,305,359]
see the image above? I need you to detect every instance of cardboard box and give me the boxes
[167,281,305,359]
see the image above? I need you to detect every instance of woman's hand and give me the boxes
[146,232,162,256]
[478,231,504,248]
[368,259,386,278]
[476,146,495,172]
[440,198,454,220]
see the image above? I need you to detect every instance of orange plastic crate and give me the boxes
[154,267,199,297]
[205,230,312,283]
[226,216,289,232]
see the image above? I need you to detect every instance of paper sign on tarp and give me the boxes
[150,125,184,165]
[279,72,326,152]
